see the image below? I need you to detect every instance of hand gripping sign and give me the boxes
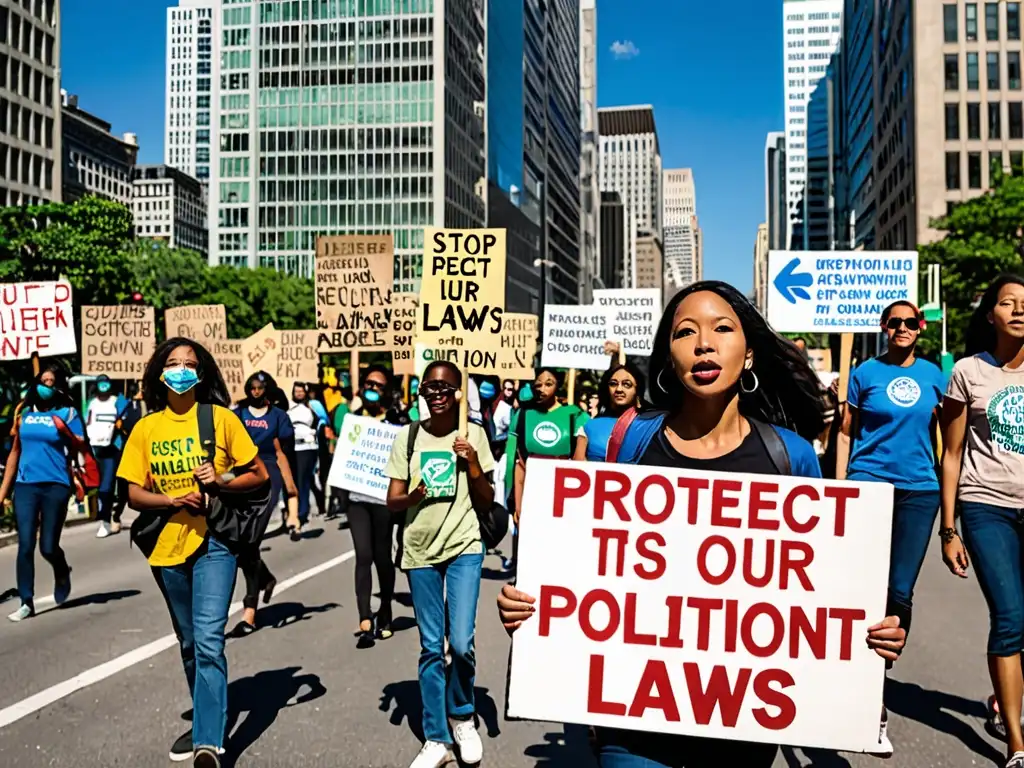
[507,460,893,753]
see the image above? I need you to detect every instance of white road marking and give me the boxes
[0,548,355,730]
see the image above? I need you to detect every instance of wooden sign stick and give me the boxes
[834,333,855,478]
[567,368,577,406]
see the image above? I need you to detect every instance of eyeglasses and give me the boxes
[364,379,386,390]
[421,382,457,397]
[886,317,921,332]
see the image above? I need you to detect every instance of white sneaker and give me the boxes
[96,522,111,538]
[1007,752,1024,768]
[868,715,894,759]
[408,740,451,768]
[7,604,32,622]
[452,720,483,765]
[109,521,122,534]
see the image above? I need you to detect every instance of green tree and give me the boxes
[919,168,1024,355]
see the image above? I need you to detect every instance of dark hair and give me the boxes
[598,361,648,414]
[142,337,231,412]
[422,359,462,387]
[245,370,287,410]
[650,281,825,441]
[881,300,922,324]
[966,274,1024,356]
[362,364,393,389]
[534,367,564,387]
[23,361,73,412]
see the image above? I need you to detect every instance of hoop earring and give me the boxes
[656,368,673,394]
[740,369,760,394]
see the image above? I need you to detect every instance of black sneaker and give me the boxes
[193,747,221,768]
[356,629,376,649]
[169,730,193,762]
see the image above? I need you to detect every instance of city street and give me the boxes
[0,514,1008,768]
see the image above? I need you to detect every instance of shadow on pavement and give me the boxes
[885,678,1003,764]
[481,566,512,581]
[57,588,141,611]
[379,680,502,745]
[0,587,18,604]
[221,666,327,767]
[524,724,596,766]
[392,615,417,632]
[779,746,852,767]
[297,528,325,540]
[395,590,414,608]
[253,600,340,631]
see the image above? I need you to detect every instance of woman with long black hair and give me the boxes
[117,338,268,767]
[572,360,646,462]
[229,371,297,637]
[498,281,907,767]
[0,362,85,622]
[941,275,1024,768]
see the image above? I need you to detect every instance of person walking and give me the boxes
[385,360,495,768]
[118,338,268,767]
[287,382,322,540]
[0,363,84,622]
[86,375,129,538]
[572,361,646,462]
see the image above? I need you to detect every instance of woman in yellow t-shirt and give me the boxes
[117,338,268,768]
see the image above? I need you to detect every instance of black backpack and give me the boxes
[406,421,509,550]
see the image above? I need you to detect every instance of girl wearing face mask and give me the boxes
[573,362,646,462]
[497,281,908,767]
[229,372,297,636]
[0,363,85,622]
[87,375,130,539]
[941,275,1024,768]
[287,383,322,540]
[117,338,268,767]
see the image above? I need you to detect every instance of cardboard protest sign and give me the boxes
[390,293,419,376]
[277,330,320,394]
[594,288,660,357]
[508,460,893,753]
[415,312,536,380]
[0,280,76,361]
[164,304,227,345]
[416,228,507,350]
[316,234,394,352]
[80,305,156,378]
[241,323,280,380]
[327,414,402,502]
[212,339,245,403]
[542,306,612,371]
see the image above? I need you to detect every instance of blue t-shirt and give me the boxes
[235,406,293,466]
[17,406,85,486]
[847,357,945,490]
[583,415,617,462]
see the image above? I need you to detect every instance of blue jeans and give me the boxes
[295,450,317,524]
[961,501,1024,656]
[886,489,940,635]
[155,536,237,749]
[95,445,120,523]
[14,482,71,607]
[407,551,483,744]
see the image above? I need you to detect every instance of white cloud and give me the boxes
[610,40,640,60]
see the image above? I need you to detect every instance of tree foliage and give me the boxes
[919,169,1024,355]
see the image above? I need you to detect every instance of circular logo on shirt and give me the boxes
[532,422,561,449]
[987,386,1024,455]
[886,377,921,408]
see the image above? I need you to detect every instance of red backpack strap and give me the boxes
[605,407,640,464]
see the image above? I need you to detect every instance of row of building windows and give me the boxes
[945,100,1024,139]
[946,149,1024,189]
[944,3,1022,43]
[0,5,56,66]
[256,0,434,24]
[0,144,50,189]
[945,51,1024,90]
[0,54,53,110]
[0,97,52,148]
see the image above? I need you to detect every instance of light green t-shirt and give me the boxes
[385,422,496,569]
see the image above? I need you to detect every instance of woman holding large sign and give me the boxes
[498,281,908,767]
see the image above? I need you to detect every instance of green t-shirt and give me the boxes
[385,422,495,569]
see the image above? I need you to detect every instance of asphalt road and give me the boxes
[0,512,1009,768]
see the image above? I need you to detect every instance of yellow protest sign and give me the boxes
[413,313,537,380]
[212,339,245,403]
[390,293,419,376]
[165,305,227,345]
[277,330,320,395]
[241,323,280,380]
[80,305,156,378]
[316,234,394,353]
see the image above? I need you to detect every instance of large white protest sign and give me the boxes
[508,460,893,753]
[767,251,918,333]
[594,288,660,356]
[542,306,611,371]
[327,415,402,502]
[0,280,76,361]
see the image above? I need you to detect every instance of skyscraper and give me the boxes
[764,131,787,250]
[783,0,842,249]
[578,0,599,300]
[167,0,487,287]
[662,168,701,288]
[0,0,61,206]
[166,0,215,183]
[598,105,661,287]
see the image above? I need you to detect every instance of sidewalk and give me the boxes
[0,500,95,550]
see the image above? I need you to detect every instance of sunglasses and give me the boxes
[364,379,386,390]
[886,317,921,332]
[421,382,457,397]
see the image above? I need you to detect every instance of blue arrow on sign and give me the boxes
[773,257,813,304]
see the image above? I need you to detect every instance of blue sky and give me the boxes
[62,0,782,295]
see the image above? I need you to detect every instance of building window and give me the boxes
[946,152,961,189]
[967,3,979,41]
[989,101,1002,138]
[1011,3,1022,40]
[1013,150,1024,174]
[968,52,980,89]
[944,4,959,42]
[987,2,1001,39]
[1011,102,1024,138]
[946,54,960,90]
[991,150,1004,175]
[946,103,960,139]
[969,152,983,188]
[969,103,982,138]
[1011,52,1022,89]
[989,52,1001,89]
